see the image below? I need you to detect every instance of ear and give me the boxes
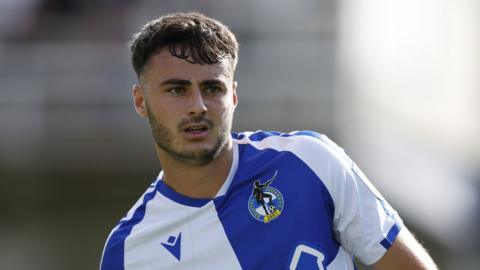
[232,81,238,108]
[133,84,148,118]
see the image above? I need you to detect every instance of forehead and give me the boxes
[142,49,233,83]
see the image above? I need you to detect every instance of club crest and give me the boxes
[248,170,284,223]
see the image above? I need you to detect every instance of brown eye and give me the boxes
[204,87,223,95]
[167,87,185,96]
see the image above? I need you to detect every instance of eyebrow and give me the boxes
[159,79,225,88]
[199,79,225,88]
[160,79,191,87]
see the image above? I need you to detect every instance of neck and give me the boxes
[157,141,234,199]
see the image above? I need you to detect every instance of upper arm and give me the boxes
[373,226,438,270]
[292,133,437,269]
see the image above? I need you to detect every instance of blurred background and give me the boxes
[0,0,479,269]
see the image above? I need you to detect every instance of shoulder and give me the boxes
[100,175,161,268]
[233,130,354,191]
[112,174,162,226]
[233,130,351,166]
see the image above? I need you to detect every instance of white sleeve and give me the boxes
[320,137,403,265]
[246,131,403,265]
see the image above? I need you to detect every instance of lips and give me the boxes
[183,124,209,133]
[180,120,213,139]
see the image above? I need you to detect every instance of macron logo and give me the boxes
[161,233,181,261]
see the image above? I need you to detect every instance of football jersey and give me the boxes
[100,130,403,270]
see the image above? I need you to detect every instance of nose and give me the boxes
[187,89,207,117]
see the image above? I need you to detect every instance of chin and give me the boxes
[184,140,228,165]
[179,149,218,166]
[160,130,230,165]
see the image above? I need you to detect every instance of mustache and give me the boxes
[178,116,214,130]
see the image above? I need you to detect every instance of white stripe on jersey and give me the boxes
[124,192,242,270]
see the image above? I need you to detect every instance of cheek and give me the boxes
[149,99,180,116]
[205,97,235,122]
[218,104,235,124]
[211,101,232,118]
[148,104,179,127]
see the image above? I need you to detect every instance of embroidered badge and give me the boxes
[248,170,284,223]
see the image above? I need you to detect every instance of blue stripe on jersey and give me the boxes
[214,143,339,269]
[380,223,401,249]
[156,180,211,207]
[100,185,158,270]
[247,131,286,141]
[245,130,325,142]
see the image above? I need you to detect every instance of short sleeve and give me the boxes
[243,131,404,265]
[327,146,403,265]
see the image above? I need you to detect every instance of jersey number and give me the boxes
[289,244,325,270]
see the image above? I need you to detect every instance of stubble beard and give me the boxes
[146,105,230,166]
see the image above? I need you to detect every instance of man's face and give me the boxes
[134,49,238,166]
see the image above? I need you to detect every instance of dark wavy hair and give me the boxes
[129,12,239,78]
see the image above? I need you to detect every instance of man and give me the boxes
[100,12,437,270]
